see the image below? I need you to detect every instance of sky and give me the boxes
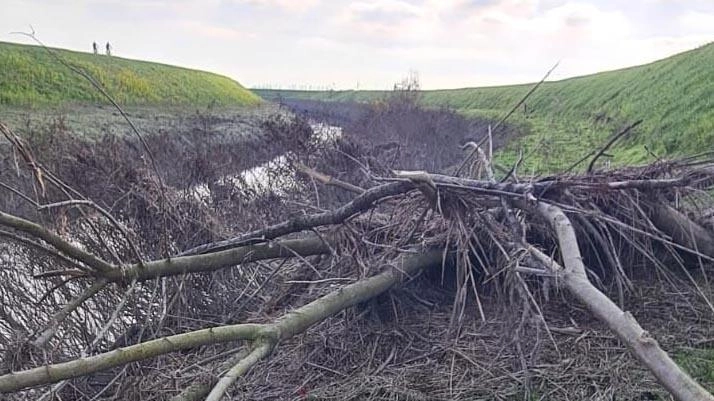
[1,0,713,90]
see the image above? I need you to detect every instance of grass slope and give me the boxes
[257,42,713,171]
[0,41,261,107]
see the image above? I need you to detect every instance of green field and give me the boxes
[257,42,714,172]
[0,41,261,107]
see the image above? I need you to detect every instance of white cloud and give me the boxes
[678,11,714,33]
[177,21,253,40]
[331,0,438,45]
[235,0,321,12]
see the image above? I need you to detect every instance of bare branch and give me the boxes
[0,211,114,272]
[38,199,144,264]
[105,236,331,283]
[456,61,559,175]
[0,249,444,393]
[0,229,86,270]
[181,181,414,255]
[0,181,38,207]
[586,120,643,173]
[296,162,365,194]
[205,342,274,401]
[0,324,264,393]
[169,348,250,401]
[32,279,108,347]
[533,202,714,401]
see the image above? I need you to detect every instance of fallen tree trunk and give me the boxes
[648,203,714,259]
[534,202,714,401]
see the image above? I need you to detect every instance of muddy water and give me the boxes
[189,121,342,200]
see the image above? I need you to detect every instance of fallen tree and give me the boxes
[1,109,713,401]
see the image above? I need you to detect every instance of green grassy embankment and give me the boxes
[0,41,261,108]
[257,42,713,172]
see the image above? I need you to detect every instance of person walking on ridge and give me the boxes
[105,42,112,56]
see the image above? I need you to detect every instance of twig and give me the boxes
[170,348,250,401]
[32,279,108,347]
[33,275,85,306]
[500,149,523,183]
[295,162,365,194]
[585,120,642,173]
[0,229,88,270]
[38,198,145,264]
[0,180,39,207]
[0,210,114,272]
[205,341,274,401]
[456,61,559,175]
[89,279,138,351]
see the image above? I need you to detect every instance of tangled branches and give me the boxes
[0,109,713,401]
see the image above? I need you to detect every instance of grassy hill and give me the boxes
[257,42,713,171]
[0,41,261,107]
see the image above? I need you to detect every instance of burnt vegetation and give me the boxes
[0,84,713,401]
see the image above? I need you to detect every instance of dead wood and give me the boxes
[648,203,714,258]
[0,105,713,401]
[0,249,443,393]
[533,202,714,401]
[180,181,414,255]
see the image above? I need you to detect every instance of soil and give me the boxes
[0,103,282,142]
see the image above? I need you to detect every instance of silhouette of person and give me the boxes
[105,42,112,56]
[92,41,98,55]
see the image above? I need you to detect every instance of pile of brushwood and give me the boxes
[0,100,713,401]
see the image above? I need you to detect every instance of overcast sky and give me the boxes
[2,0,713,89]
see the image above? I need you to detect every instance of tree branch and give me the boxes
[0,249,443,394]
[0,324,265,393]
[169,348,250,401]
[647,203,714,259]
[180,181,414,255]
[586,120,642,173]
[38,199,144,264]
[296,162,365,194]
[103,236,331,283]
[533,202,714,401]
[32,279,109,347]
[205,342,274,401]
[0,229,85,271]
[0,211,114,272]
